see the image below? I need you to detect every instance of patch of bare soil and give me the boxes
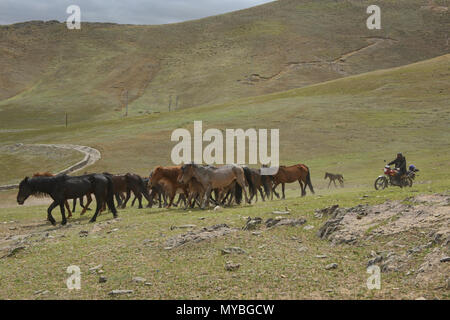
[317,193,450,245]
[317,193,450,291]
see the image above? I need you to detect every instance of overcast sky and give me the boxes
[0,0,275,25]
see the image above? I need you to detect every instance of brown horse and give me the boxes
[271,164,314,199]
[33,172,74,217]
[149,166,189,208]
[103,173,152,209]
[242,167,272,203]
[178,163,250,209]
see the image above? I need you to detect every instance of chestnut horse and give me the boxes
[271,164,314,199]
[149,166,189,208]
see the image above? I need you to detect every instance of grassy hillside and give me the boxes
[0,0,449,129]
[0,54,448,190]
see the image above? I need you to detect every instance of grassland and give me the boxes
[0,52,449,299]
[0,0,449,300]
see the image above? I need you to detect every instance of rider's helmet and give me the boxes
[409,164,416,171]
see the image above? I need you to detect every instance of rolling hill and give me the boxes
[0,0,448,129]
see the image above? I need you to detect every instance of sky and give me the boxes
[0,0,275,25]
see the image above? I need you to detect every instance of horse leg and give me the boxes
[60,203,67,225]
[72,198,77,213]
[299,180,306,196]
[328,179,332,189]
[282,183,285,199]
[137,192,143,209]
[272,183,280,199]
[259,187,265,201]
[333,180,337,188]
[65,200,72,218]
[47,201,58,225]
[80,194,92,216]
[89,199,102,223]
[202,186,212,209]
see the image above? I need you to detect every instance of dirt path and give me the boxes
[240,37,398,83]
[0,144,101,191]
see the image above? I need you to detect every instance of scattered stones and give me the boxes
[107,228,119,234]
[265,217,306,228]
[214,206,222,212]
[303,225,314,230]
[165,224,238,249]
[225,261,240,271]
[89,264,103,274]
[34,289,49,295]
[314,205,339,218]
[440,256,450,263]
[298,246,308,252]
[325,263,338,270]
[1,245,26,258]
[271,210,290,215]
[145,282,152,286]
[220,247,247,255]
[251,231,262,236]
[132,277,146,283]
[79,230,89,237]
[315,255,328,259]
[170,224,196,230]
[108,290,134,296]
[99,276,107,283]
[243,217,262,230]
[143,239,155,245]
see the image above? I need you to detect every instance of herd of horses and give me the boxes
[16,163,325,225]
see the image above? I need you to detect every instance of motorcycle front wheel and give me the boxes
[374,177,387,190]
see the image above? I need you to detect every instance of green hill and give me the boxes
[0,0,448,129]
[1,53,448,189]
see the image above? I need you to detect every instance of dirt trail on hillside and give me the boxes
[240,37,398,83]
[0,144,101,192]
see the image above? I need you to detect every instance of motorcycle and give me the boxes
[374,165,413,190]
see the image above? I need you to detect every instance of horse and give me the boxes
[32,172,73,217]
[270,164,314,199]
[242,167,271,203]
[17,173,117,225]
[149,166,189,208]
[103,173,152,209]
[178,163,251,209]
[324,172,344,188]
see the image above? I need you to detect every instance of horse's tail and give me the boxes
[305,166,315,194]
[234,183,243,205]
[242,167,255,196]
[261,175,271,198]
[105,175,117,215]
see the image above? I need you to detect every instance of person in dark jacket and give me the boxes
[388,153,407,183]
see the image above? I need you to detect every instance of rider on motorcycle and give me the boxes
[388,153,407,183]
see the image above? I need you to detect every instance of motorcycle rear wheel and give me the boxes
[404,177,413,187]
[374,177,387,190]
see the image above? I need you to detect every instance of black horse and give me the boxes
[17,173,117,225]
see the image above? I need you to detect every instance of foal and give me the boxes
[324,172,344,188]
